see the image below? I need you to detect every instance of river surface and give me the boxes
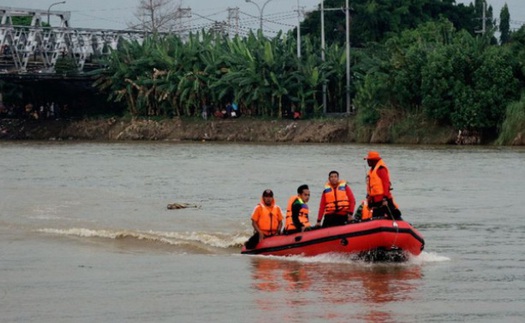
[1,141,524,322]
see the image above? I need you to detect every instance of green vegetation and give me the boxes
[5,0,516,144]
[94,31,347,119]
[11,16,33,26]
[353,19,521,135]
[496,95,525,145]
[300,0,490,46]
[55,57,78,76]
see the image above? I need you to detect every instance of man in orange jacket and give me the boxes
[245,189,283,249]
[317,170,356,227]
[365,151,402,220]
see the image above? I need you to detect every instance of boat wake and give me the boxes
[36,227,449,262]
[410,251,451,263]
[247,250,449,265]
[37,227,248,254]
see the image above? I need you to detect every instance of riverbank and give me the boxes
[0,116,513,145]
[0,118,355,142]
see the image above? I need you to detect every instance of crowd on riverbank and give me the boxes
[0,101,72,120]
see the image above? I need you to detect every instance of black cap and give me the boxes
[262,189,274,197]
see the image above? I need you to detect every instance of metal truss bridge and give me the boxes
[0,6,151,75]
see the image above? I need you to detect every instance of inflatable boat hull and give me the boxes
[241,219,424,261]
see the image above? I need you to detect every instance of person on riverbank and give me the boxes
[201,104,208,120]
[284,184,312,234]
[245,189,283,249]
[317,170,356,227]
[365,151,402,220]
[231,102,239,118]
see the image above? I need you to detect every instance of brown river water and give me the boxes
[1,141,524,322]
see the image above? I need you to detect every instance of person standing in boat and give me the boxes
[317,170,356,227]
[245,189,284,249]
[365,151,402,220]
[284,184,312,234]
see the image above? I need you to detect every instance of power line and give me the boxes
[239,11,297,28]
[68,5,304,35]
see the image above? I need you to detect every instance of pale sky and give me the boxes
[1,0,524,33]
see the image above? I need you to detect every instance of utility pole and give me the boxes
[295,1,304,58]
[321,1,327,114]
[227,7,240,36]
[211,21,228,35]
[345,0,351,114]
[175,8,192,37]
[245,0,274,33]
[320,1,350,115]
[476,1,487,35]
[47,1,66,26]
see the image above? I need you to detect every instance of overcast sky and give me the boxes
[1,0,524,33]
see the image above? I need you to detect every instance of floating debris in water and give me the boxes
[167,203,199,210]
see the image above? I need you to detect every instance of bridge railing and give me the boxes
[1,6,151,74]
[0,25,151,74]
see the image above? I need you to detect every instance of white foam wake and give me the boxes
[248,250,450,265]
[409,251,451,264]
[37,227,247,249]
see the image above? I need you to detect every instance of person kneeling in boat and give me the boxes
[245,189,284,249]
[316,170,356,228]
[283,184,312,234]
[364,151,402,220]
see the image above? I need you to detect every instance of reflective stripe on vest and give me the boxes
[323,180,350,215]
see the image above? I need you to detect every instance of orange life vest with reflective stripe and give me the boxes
[253,202,282,236]
[323,180,351,215]
[366,159,390,199]
[285,195,310,231]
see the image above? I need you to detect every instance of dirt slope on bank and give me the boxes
[3,117,523,145]
[3,117,492,144]
[0,118,358,143]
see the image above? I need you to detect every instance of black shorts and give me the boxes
[322,214,348,227]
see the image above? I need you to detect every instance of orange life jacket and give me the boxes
[252,199,282,236]
[366,159,391,200]
[360,200,372,220]
[285,195,310,231]
[322,180,351,215]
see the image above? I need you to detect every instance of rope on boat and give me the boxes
[386,204,400,248]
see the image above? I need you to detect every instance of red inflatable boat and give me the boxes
[241,219,425,261]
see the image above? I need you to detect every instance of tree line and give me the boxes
[3,0,525,143]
